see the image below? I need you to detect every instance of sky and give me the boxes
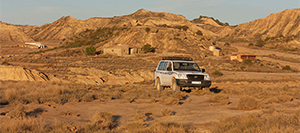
[0,0,299,26]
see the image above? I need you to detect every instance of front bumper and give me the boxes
[176,79,211,88]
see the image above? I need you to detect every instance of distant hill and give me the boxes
[191,16,230,27]
[14,9,215,42]
[223,9,300,40]
[1,8,299,50]
[0,21,34,43]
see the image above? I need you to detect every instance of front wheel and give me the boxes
[172,79,180,93]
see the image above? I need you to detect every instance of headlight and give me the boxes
[177,74,187,79]
[204,75,210,80]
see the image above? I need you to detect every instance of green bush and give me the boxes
[255,40,265,47]
[1,61,10,65]
[86,46,96,56]
[282,65,292,70]
[212,70,223,76]
[196,30,203,36]
[224,42,230,46]
[243,59,253,66]
[145,27,150,33]
[141,44,153,53]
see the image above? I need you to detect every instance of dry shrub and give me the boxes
[81,93,96,102]
[134,110,149,122]
[211,94,230,105]
[161,108,173,116]
[85,111,114,131]
[0,117,45,133]
[6,104,27,119]
[213,111,300,133]
[123,87,160,102]
[222,86,298,105]
[117,121,194,133]
[163,97,180,105]
[171,92,187,100]
[116,121,149,132]
[237,96,264,110]
[59,111,78,117]
[266,95,293,104]
[150,97,157,103]
[0,81,100,105]
[191,88,212,96]
[151,122,188,133]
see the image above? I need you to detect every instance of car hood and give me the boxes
[175,71,209,76]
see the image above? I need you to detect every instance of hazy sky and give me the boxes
[1,0,299,26]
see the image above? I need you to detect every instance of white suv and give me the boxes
[154,57,211,92]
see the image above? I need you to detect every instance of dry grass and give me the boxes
[237,96,265,110]
[0,117,46,133]
[161,108,174,116]
[134,110,149,122]
[116,121,149,132]
[116,121,192,133]
[211,94,230,105]
[221,86,299,105]
[213,110,300,133]
[5,104,27,119]
[0,81,162,105]
[84,111,114,132]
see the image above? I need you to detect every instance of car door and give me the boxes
[155,61,166,85]
[161,61,173,86]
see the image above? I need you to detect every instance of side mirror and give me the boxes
[202,69,205,72]
[167,67,172,71]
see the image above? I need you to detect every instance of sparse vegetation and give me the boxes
[212,70,223,76]
[255,39,265,47]
[213,110,300,133]
[211,94,230,105]
[85,111,114,132]
[145,27,150,33]
[64,27,129,48]
[134,110,148,122]
[161,108,173,116]
[141,43,154,53]
[282,65,292,70]
[1,61,10,65]
[237,96,264,110]
[192,15,230,26]
[85,45,96,56]
[196,30,203,36]
[224,42,230,46]
[243,59,253,66]
[156,24,189,31]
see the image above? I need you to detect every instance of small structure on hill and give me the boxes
[19,42,46,49]
[103,44,140,56]
[209,45,222,57]
[231,52,256,62]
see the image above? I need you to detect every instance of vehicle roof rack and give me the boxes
[162,57,193,61]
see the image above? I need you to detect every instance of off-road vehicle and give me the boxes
[154,57,211,92]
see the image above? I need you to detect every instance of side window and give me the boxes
[167,62,172,71]
[157,61,164,70]
[162,62,168,71]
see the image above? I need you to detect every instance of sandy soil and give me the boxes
[0,43,299,132]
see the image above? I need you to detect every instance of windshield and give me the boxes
[173,62,201,71]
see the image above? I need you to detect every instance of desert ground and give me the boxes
[0,41,299,133]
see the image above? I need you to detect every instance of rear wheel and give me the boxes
[172,79,180,93]
[155,78,162,91]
